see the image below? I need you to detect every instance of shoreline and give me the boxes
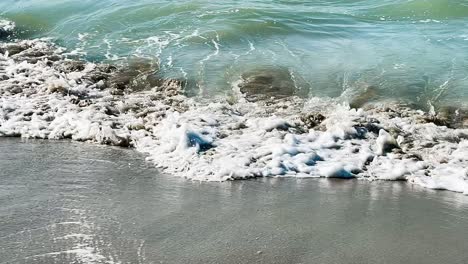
[0,38,467,195]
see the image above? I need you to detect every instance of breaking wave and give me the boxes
[1,38,467,195]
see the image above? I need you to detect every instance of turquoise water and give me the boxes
[1,0,468,106]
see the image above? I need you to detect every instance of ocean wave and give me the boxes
[359,0,468,21]
[1,39,467,195]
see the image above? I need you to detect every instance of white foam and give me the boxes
[0,19,15,34]
[1,39,468,195]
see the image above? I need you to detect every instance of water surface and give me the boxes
[1,0,468,106]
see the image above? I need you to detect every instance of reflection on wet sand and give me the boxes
[1,138,467,264]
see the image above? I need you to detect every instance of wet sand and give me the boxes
[1,138,467,264]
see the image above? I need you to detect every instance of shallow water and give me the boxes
[1,0,468,106]
[1,138,467,264]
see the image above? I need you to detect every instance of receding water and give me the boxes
[1,0,468,107]
[1,138,467,264]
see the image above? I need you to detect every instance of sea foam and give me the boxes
[0,20,15,37]
[1,39,467,195]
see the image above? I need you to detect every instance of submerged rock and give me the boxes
[0,43,27,56]
[108,58,160,92]
[349,86,379,109]
[57,60,87,72]
[238,66,309,101]
[82,64,117,87]
[435,106,468,129]
[105,59,189,96]
[415,105,468,129]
